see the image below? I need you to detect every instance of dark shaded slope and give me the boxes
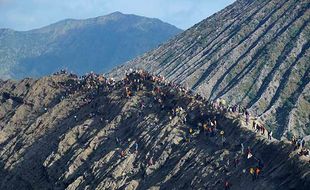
[110,0,310,143]
[0,72,309,190]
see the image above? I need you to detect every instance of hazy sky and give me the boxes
[0,0,235,31]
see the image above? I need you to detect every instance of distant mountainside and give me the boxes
[0,12,182,79]
[112,0,310,142]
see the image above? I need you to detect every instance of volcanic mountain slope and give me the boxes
[111,0,310,142]
[0,12,182,79]
[0,72,309,190]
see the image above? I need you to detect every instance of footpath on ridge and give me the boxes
[0,70,309,190]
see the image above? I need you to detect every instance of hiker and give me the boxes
[255,167,261,180]
[120,150,126,158]
[247,147,253,159]
[268,130,273,140]
[134,142,139,153]
[74,115,77,122]
[241,143,244,155]
[141,101,146,109]
[255,123,260,133]
[219,98,226,108]
[296,138,302,150]
[232,105,238,113]
[220,130,225,145]
[301,148,310,157]
[203,123,208,135]
[245,109,249,116]
[252,121,257,130]
[292,135,297,145]
[250,167,255,181]
[212,117,217,128]
[301,138,305,149]
[148,156,154,166]
[125,86,132,98]
[115,137,120,145]
[261,125,265,135]
[299,148,308,156]
[220,130,225,136]
[294,139,300,150]
[189,128,194,135]
[224,180,231,190]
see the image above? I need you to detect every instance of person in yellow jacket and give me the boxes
[250,167,255,181]
[189,128,193,135]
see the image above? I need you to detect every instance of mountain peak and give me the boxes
[95,11,149,23]
[108,11,125,16]
[97,11,126,20]
[0,12,182,79]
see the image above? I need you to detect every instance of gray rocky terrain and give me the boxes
[0,72,309,189]
[110,0,310,144]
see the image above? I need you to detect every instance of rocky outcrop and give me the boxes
[0,72,309,189]
[110,0,310,143]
